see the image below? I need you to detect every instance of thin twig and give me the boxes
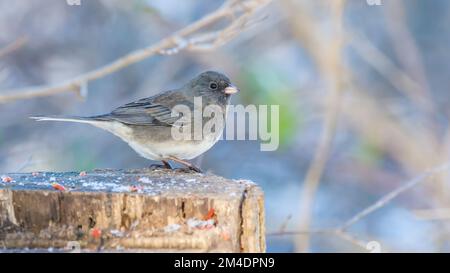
[267,228,368,250]
[268,162,450,251]
[15,155,34,172]
[267,228,334,236]
[333,230,368,250]
[0,0,270,103]
[295,0,346,252]
[339,162,450,230]
[0,36,28,59]
[278,214,293,233]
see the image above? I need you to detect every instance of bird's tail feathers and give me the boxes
[30,115,107,124]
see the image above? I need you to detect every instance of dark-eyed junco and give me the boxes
[31,71,239,172]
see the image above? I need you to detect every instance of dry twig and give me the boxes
[0,36,28,59]
[268,162,450,251]
[294,0,346,252]
[338,163,450,230]
[0,0,270,103]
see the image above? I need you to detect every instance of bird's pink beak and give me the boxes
[224,85,239,95]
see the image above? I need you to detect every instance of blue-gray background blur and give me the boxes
[1,0,450,252]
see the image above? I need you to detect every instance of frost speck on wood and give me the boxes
[0,169,265,252]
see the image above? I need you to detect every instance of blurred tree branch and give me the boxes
[268,162,450,251]
[0,0,270,104]
[0,36,28,59]
[338,162,450,230]
[283,0,346,252]
[281,0,450,252]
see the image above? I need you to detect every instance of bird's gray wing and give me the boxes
[99,91,191,126]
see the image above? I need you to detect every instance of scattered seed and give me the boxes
[1,176,13,183]
[51,182,66,191]
[91,228,102,239]
[203,208,215,220]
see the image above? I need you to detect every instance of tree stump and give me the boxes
[0,169,265,252]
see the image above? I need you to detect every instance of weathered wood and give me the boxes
[0,169,265,252]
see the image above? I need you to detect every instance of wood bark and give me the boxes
[0,169,265,252]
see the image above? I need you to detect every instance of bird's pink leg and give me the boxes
[149,160,172,170]
[161,160,172,169]
[167,156,203,173]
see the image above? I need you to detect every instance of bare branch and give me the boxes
[267,228,368,251]
[295,0,346,252]
[333,230,368,250]
[0,0,271,104]
[267,162,450,251]
[339,162,450,230]
[348,31,433,114]
[0,36,28,59]
[277,214,293,233]
[267,228,334,236]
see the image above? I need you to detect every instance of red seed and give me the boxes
[91,228,102,239]
[51,182,66,191]
[203,208,215,220]
[1,176,13,183]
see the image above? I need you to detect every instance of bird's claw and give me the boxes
[188,165,203,173]
[149,163,172,170]
[174,166,203,173]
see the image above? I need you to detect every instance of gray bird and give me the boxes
[31,71,239,172]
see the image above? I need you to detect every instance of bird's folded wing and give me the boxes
[104,95,190,126]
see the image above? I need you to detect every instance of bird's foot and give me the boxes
[167,156,203,173]
[175,166,203,173]
[149,160,173,170]
[186,165,203,173]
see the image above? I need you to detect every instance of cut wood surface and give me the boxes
[0,169,265,252]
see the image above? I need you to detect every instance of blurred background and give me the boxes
[1,0,450,252]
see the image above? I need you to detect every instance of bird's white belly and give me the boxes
[128,138,218,160]
[96,120,222,161]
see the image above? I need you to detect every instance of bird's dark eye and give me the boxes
[209,82,218,90]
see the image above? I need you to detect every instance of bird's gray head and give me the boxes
[185,71,239,105]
